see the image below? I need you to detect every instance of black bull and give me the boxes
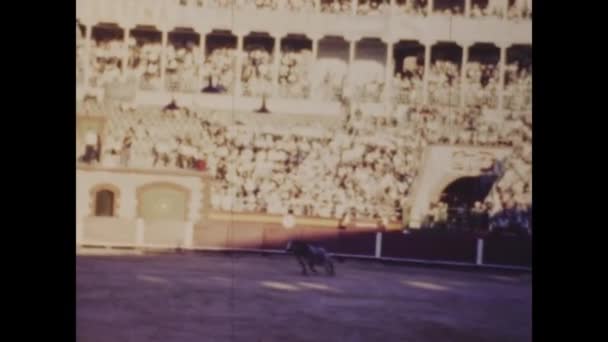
[285,240,335,276]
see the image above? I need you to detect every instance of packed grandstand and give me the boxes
[76,0,531,233]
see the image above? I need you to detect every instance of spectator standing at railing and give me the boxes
[120,135,132,167]
[81,129,100,164]
[282,209,296,229]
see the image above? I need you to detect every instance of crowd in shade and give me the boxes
[77,96,531,225]
[393,56,424,105]
[507,0,532,20]
[432,0,464,16]
[279,49,313,99]
[241,47,274,97]
[171,0,530,20]
[202,47,237,94]
[127,37,163,90]
[503,62,531,110]
[311,59,348,102]
[504,63,532,110]
[350,61,385,103]
[165,40,202,93]
[463,61,500,108]
[320,0,352,14]
[238,0,279,10]
[284,0,317,12]
[428,60,461,106]
[470,0,506,18]
[82,39,530,112]
[89,38,125,88]
[356,0,390,15]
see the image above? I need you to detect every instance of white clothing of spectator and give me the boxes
[282,211,296,229]
[85,130,98,146]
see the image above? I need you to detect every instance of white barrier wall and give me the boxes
[76,166,206,222]
[143,220,188,248]
[83,217,138,246]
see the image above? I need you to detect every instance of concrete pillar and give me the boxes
[460,43,470,108]
[272,34,282,98]
[422,41,432,105]
[375,232,383,258]
[235,34,245,96]
[476,238,484,265]
[498,44,508,111]
[160,29,168,88]
[383,40,394,103]
[309,36,320,100]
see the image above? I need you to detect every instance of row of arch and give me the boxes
[84,24,530,65]
[89,182,191,221]
[78,22,531,107]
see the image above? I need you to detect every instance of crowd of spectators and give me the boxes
[470,0,506,18]
[463,61,500,108]
[89,38,124,88]
[503,62,531,111]
[422,199,531,236]
[77,95,531,227]
[428,60,461,106]
[165,41,202,93]
[238,0,279,10]
[394,0,427,16]
[432,0,464,16]
[284,0,317,12]
[169,0,530,21]
[351,61,385,103]
[241,47,274,97]
[279,49,313,99]
[356,0,390,15]
[202,47,237,94]
[312,59,348,101]
[507,0,532,20]
[320,0,352,14]
[393,57,424,105]
[128,37,163,91]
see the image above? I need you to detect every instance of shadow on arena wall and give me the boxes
[193,218,531,266]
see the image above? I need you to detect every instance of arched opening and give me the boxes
[137,183,189,221]
[352,38,387,103]
[94,190,115,217]
[279,34,313,99]
[429,42,462,107]
[166,28,201,93]
[441,176,495,208]
[204,30,237,94]
[505,44,532,111]
[315,36,349,102]
[433,175,497,231]
[393,40,424,105]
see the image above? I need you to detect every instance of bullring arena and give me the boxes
[77,252,531,342]
[77,0,532,340]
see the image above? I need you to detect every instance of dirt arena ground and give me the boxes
[77,251,531,342]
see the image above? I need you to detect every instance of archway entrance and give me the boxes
[440,175,496,210]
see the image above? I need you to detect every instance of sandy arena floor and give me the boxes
[77,252,531,342]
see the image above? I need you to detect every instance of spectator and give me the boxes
[395,0,428,16]
[282,209,296,229]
